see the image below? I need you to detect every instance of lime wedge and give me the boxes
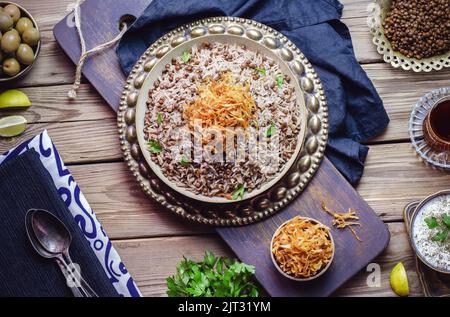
[0,115,27,137]
[390,262,409,296]
[0,89,32,109]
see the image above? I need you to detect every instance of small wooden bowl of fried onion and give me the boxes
[270,216,335,281]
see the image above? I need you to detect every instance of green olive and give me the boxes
[4,4,21,23]
[3,57,20,76]
[8,28,19,37]
[0,12,13,33]
[16,43,34,65]
[22,27,39,47]
[1,30,21,53]
[15,17,33,35]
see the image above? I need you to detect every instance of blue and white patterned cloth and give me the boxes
[0,130,142,297]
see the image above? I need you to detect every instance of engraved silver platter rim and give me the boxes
[409,87,450,170]
[135,34,308,204]
[118,16,329,226]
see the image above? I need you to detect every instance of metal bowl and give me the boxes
[135,34,308,204]
[270,216,335,281]
[410,189,450,275]
[0,1,41,83]
[118,17,328,226]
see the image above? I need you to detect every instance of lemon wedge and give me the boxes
[0,89,32,109]
[390,262,409,296]
[0,115,27,137]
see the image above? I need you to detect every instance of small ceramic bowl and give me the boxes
[0,1,41,82]
[270,216,335,281]
[410,189,450,275]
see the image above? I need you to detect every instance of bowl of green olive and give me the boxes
[0,1,40,82]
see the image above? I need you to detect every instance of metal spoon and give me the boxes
[25,210,84,297]
[28,209,98,297]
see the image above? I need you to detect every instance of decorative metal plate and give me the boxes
[409,87,450,170]
[118,17,328,226]
[368,0,450,72]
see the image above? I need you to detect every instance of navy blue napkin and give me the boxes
[117,0,389,185]
[0,149,119,297]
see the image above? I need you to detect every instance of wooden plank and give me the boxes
[216,158,390,297]
[63,142,450,240]
[9,0,383,87]
[0,119,122,164]
[363,63,450,143]
[113,223,423,297]
[0,84,115,123]
[357,143,450,217]
[333,222,423,296]
[69,160,213,239]
[3,63,449,143]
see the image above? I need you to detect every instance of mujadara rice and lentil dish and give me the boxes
[144,41,303,199]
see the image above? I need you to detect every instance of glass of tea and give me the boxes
[423,96,450,152]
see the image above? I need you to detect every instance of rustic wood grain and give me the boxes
[2,64,449,143]
[216,158,390,297]
[0,118,122,164]
[113,223,423,297]
[10,0,382,88]
[60,142,450,240]
[0,84,114,123]
[2,0,443,297]
[364,64,450,142]
[7,0,448,143]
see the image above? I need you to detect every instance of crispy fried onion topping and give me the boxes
[272,216,333,279]
[183,73,256,132]
[321,201,362,242]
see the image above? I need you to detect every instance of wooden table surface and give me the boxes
[2,0,450,297]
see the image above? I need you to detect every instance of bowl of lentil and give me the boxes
[367,0,450,72]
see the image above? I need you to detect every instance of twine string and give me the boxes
[68,0,128,99]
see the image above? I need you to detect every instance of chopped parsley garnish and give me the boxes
[442,213,450,227]
[425,216,440,229]
[276,74,284,88]
[266,122,276,137]
[231,184,245,200]
[255,67,266,76]
[432,229,449,242]
[180,156,190,167]
[425,214,450,242]
[148,140,162,154]
[157,113,162,125]
[181,51,191,63]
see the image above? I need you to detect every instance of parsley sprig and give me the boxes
[181,51,191,63]
[180,155,190,167]
[275,74,284,88]
[255,67,266,76]
[148,140,162,154]
[266,122,276,137]
[156,113,162,125]
[231,184,245,200]
[166,251,259,297]
[424,213,450,242]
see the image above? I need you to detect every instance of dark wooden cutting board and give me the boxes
[53,0,390,297]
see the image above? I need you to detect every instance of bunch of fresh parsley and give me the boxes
[424,213,450,242]
[166,251,259,297]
